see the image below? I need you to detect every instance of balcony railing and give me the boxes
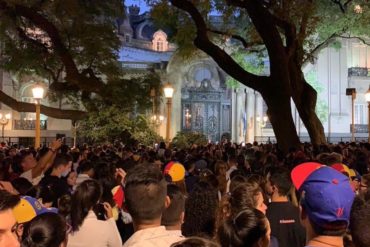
[348,67,370,77]
[350,124,368,133]
[13,120,47,130]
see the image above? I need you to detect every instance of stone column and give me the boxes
[246,89,255,143]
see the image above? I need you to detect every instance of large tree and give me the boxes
[149,0,370,152]
[0,0,160,120]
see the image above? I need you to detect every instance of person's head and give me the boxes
[214,161,227,177]
[161,184,185,229]
[230,182,267,215]
[124,163,168,226]
[218,208,270,247]
[21,213,68,247]
[70,180,102,231]
[11,178,33,196]
[33,185,57,208]
[0,190,20,247]
[171,237,220,247]
[20,152,36,173]
[291,163,355,238]
[360,173,370,194]
[52,154,72,177]
[78,161,94,178]
[349,192,370,247]
[182,181,218,237]
[229,175,248,193]
[265,167,292,197]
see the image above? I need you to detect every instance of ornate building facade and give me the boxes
[0,4,369,145]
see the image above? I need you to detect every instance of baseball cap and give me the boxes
[331,163,351,177]
[164,162,185,182]
[13,196,58,224]
[291,163,355,227]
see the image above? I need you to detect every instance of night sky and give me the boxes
[124,0,150,13]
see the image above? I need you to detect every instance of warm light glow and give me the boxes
[159,115,164,121]
[366,86,370,102]
[263,116,268,122]
[163,83,174,98]
[32,84,45,100]
[354,5,363,14]
[5,114,11,120]
[256,116,261,122]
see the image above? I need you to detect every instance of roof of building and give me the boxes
[118,46,173,63]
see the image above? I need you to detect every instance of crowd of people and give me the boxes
[0,140,370,247]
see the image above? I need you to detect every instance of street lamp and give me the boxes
[32,83,45,148]
[163,83,174,144]
[365,86,370,143]
[0,113,11,140]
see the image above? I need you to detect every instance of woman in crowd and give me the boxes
[21,213,68,247]
[67,180,122,247]
[182,181,219,238]
[171,237,220,247]
[218,207,271,247]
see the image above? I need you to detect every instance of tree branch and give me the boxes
[338,35,370,46]
[207,28,263,49]
[302,33,338,66]
[0,91,86,120]
[331,0,353,13]
[169,0,268,91]
[0,0,108,95]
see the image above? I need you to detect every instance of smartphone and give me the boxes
[93,203,107,221]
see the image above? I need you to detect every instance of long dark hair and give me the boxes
[218,208,268,247]
[182,181,218,237]
[21,213,66,247]
[71,179,102,231]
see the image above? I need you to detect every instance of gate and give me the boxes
[181,79,231,141]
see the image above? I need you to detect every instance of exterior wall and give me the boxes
[0,69,72,139]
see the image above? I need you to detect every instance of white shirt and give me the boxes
[67,211,122,247]
[123,226,184,247]
[226,166,237,181]
[20,169,43,185]
[73,174,91,190]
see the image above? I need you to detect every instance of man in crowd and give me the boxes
[123,164,183,247]
[0,190,20,247]
[291,163,355,247]
[19,139,62,185]
[161,184,185,237]
[350,192,370,247]
[74,160,94,190]
[39,153,72,207]
[266,167,305,247]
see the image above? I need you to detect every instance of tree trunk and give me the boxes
[293,80,326,145]
[288,58,326,146]
[261,90,301,153]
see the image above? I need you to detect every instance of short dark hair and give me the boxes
[0,190,20,212]
[78,160,94,173]
[268,167,292,196]
[310,219,347,237]
[52,153,72,169]
[162,184,185,227]
[350,194,370,247]
[124,163,167,223]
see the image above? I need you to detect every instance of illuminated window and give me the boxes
[152,30,168,52]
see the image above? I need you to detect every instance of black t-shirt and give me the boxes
[266,201,306,247]
[39,175,70,207]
